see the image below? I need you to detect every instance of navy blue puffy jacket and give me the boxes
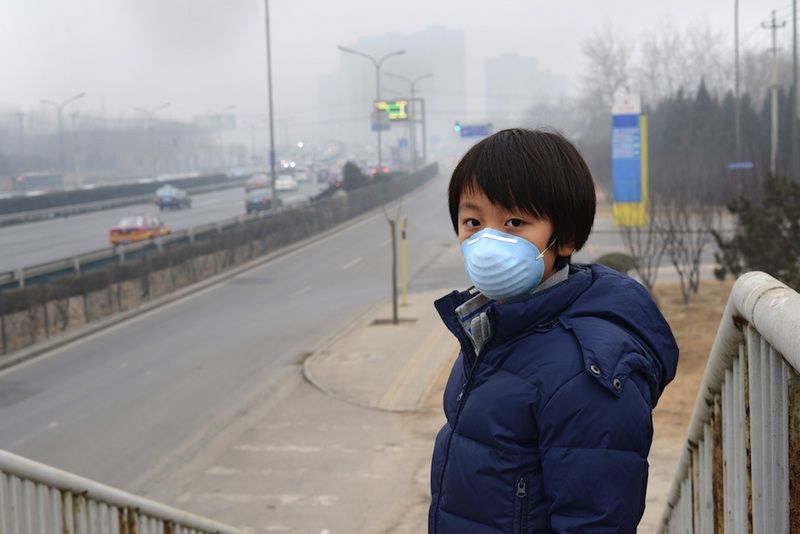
[428,264,679,533]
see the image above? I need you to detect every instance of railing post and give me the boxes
[789,367,800,533]
[712,396,724,533]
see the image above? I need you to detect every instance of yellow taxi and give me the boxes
[109,214,171,245]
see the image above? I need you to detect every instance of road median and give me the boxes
[0,164,439,367]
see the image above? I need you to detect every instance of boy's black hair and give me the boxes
[448,128,596,270]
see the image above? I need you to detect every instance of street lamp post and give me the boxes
[41,92,86,184]
[337,46,405,168]
[264,0,278,205]
[135,102,171,175]
[384,72,432,171]
[207,105,235,168]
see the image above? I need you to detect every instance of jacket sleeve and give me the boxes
[537,370,653,533]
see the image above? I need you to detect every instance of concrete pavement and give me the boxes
[140,271,679,533]
[142,289,457,534]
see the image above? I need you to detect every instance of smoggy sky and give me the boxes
[0,0,788,125]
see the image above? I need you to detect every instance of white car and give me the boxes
[293,170,310,182]
[275,175,299,191]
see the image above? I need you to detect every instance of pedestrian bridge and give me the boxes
[0,271,797,533]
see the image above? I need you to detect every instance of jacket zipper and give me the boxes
[515,476,528,534]
[432,310,496,534]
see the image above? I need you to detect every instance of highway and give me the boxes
[0,181,323,273]
[0,168,472,490]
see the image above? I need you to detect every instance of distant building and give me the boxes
[317,26,466,160]
[484,53,568,129]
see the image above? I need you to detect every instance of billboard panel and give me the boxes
[611,95,648,228]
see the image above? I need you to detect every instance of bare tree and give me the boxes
[619,197,666,292]
[632,19,730,104]
[581,26,633,114]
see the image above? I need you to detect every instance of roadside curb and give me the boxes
[302,291,458,415]
[0,174,440,373]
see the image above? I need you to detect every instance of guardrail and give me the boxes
[0,448,244,533]
[658,271,800,533]
[0,177,247,228]
[0,164,439,355]
[0,210,249,290]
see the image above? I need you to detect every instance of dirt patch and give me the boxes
[639,278,733,531]
[652,279,733,453]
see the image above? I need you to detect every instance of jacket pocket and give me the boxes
[512,475,529,534]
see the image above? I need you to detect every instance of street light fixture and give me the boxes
[383,72,432,171]
[135,102,171,174]
[41,92,86,183]
[337,45,406,168]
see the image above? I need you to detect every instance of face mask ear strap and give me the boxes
[535,238,558,260]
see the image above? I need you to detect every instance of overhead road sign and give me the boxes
[456,123,492,138]
[374,100,409,121]
[611,95,648,227]
[728,162,754,170]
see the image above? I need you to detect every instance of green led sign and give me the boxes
[374,100,409,121]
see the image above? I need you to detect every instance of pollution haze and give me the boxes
[0,0,776,134]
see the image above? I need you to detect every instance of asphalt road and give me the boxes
[0,168,471,490]
[0,181,323,273]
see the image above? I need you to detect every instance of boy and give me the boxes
[429,128,679,533]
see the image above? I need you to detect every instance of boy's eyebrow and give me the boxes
[459,201,481,212]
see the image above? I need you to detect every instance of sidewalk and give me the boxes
[143,289,458,534]
[140,281,682,533]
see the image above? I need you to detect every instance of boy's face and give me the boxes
[457,186,575,281]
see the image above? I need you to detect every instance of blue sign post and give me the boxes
[611,96,648,227]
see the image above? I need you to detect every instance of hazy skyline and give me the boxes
[0,0,789,134]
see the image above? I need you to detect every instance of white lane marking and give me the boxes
[341,257,363,270]
[290,285,312,298]
[193,200,221,208]
[380,238,391,247]
[47,421,59,429]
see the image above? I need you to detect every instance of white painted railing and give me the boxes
[0,449,244,533]
[658,271,800,533]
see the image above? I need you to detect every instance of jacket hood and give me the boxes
[435,263,679,406]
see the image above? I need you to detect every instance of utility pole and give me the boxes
[40,92,86,184]
[135,102,170,175]
[734,0,741,163]
[206,104,235,169]
[763,10,786,176]
[337,46,406,168]
[384,72,433,171]
[793,0,798,178]
[16,113,25,158]
[264,0,277,203]
[71,112,82,187]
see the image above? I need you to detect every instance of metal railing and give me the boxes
[0,448,244,533]
[658,271,800,533]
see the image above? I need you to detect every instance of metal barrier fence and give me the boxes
[658,271,800,533]
[0,449,244,533]
[0,164,439,355]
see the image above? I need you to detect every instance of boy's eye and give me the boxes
[464,218,480,228]
[505,218,524,228]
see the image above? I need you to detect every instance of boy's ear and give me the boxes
[556,240,576,257]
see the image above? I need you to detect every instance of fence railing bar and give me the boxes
[0,448,244,533]
[658,272,800,532]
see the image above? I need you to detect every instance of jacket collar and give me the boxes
[435,264,593,347]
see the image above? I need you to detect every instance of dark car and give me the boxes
[154,184,191,211]
[246,189,280,214]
